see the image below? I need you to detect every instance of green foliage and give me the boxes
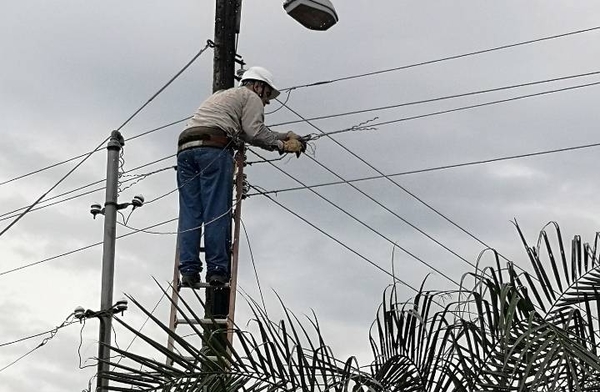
[103,223,600,391]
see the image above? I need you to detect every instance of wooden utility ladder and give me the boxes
[165,147,246,365]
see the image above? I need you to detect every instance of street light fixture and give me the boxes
[284,0,338,31]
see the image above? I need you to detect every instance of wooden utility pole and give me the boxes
[212,0,240,93]
[206,0,243,322]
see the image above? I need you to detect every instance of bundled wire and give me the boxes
[0,313,77,373]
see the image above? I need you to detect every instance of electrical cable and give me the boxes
[0,186,103,222]
[8,69,599,221]
[326,79,600,136]
[114,41,213,132]
[0,136,110,239]
[10,23,597,189]
[0,140,238,277]
[7,118,600,224]
[279,24,600,92]
[112,292,166,369]
[264,89,293,115]
[247,139,600,197]
[251,149,460,286]
[117,204,235,235]
[95,74,600,219]
[277,99,571,260]
[77,319,97,370]
[116,164,176,196]
[281,101,486,276]
[0,326,69,348]
[0,197,237,277]
[279,101,568,296]
[240,218,268,316]
[0,118,187,188]
[271,70,600,129]
[3,67,597,191]
[254,152,595,324]
[249,185,418,293]
[306,152,477,271]
[0,218,178,277]
[0,159,175,223]
[0,41,212,238]
[0,314,76,374]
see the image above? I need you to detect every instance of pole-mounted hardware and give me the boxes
[90,195,145,219]
[73,298,129,322]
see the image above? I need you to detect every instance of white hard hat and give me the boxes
[240,66,280,100]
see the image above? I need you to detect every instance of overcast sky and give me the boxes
[3,1,600,391]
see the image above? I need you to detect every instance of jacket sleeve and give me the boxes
[240,94,287,150]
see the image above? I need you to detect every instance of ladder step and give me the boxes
[176,318,228,326]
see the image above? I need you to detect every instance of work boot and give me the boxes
[207,273,229,287]
[181,273,201,288]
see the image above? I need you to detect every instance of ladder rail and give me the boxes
[166,237,181,367]
[227,146,245,346]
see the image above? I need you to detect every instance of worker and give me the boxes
[177,66,305,287]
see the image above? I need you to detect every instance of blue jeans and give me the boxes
[177,147,234,278]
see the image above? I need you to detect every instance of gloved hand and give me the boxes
[280,139,305,157]
[285,131,301,140]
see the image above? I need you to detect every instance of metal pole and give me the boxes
[97,130,124,391]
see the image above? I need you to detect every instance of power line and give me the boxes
[280,24,600,92]
[0,327,69,348]
[251,149,461,287]
[0,144,232,275]
[272,109,600,320]
[4,68,597,191]
[350,79,600,133]
[271,70,600,128]
[111,292,166,370]
[277,101,504,281]
[240,218,268,315]
[8,119,599,224]
[0,199,232,278]
[0,42,212,239]
[0,137,110,239]
[0,314,76,374]
[307,152,476,270]
[272,78,600,142]
[0,218,177,277]
[249,185,418,293]
[0,157,175,223]
[279,100,539,289]
[6,73,600,225]
[0,119,186,188]
[114,41,213,132]
[247,139,600,197]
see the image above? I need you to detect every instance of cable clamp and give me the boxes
[207,39,215,48]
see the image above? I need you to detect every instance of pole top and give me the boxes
[108,130,125,149]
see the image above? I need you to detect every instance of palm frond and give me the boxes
[103,222,600,392]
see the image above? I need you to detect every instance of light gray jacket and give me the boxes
[182,86,287,150]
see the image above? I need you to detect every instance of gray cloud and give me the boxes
[4,1,600,391]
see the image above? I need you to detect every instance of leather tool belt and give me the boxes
[177,126,232,153]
